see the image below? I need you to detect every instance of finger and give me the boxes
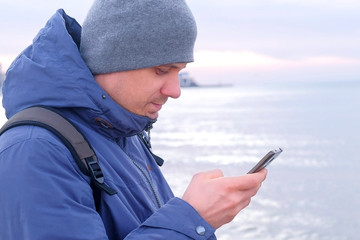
[220,172,266,190]
[231,186,262,212]
[255,168,267,181]
[246,168,267,183]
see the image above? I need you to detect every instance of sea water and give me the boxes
[1,80,359,239]
[152,80,360,240]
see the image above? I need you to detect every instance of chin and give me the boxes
[147,112,159,120]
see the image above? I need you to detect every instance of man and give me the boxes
[0,0,266,239]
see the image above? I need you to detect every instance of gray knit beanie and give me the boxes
[80,0,197,74]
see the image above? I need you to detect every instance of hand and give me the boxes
[182,168,267,229]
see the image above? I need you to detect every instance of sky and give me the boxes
[0,0,359,84]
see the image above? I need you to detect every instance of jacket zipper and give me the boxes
[131,159,162,208]
[116,130,162,209]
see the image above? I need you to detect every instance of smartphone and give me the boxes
[247,148,283,174]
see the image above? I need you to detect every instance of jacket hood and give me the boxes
[2,9,153,138]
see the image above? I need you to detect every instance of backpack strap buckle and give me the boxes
[85,157,105,184]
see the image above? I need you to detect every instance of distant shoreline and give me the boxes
[197,83,233,88]
[182,83,233,88]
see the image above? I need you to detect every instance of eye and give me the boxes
[155,67,170,75]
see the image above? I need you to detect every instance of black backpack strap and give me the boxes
[0,106,117,210]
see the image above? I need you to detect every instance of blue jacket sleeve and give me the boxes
[125,197,217,240]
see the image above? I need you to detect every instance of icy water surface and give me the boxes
[152,80,360,240]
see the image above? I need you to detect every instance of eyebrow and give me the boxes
[160,63,187,69]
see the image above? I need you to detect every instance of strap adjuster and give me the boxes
[85,157,104,184]
[84,157,117,195]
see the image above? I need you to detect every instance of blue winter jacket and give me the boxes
[0,9,216,239]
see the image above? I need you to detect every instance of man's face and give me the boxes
[95,63,187,119]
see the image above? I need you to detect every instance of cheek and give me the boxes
[116,86,148,114]
[105,83,133,109]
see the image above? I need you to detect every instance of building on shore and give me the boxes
[179,72,198,87]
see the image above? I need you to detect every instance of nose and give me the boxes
[160,74,181,99]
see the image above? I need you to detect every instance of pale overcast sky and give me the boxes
[0,0,359,84]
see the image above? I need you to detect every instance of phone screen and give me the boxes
[247,148,283,174]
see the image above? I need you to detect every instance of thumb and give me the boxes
[193,169,224,181]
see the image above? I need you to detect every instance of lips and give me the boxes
[149,96,168,115]
[151,102,163,112]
